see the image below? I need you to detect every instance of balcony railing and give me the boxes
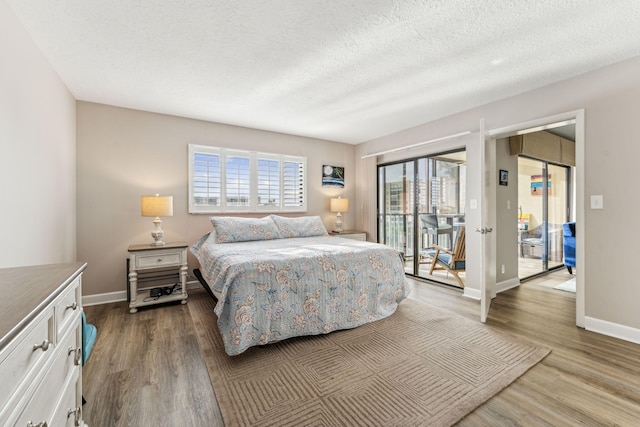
[378,214,415,259]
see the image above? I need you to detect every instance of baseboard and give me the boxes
[497,278,520,293]
[463,278,519,301]
[463,287,480,300]
[584,316,640,345]
[82,280,201,307]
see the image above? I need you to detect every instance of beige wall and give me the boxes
[356,55,640,331]
[495,138,518,284]
[76,102,355,296]
[0,2,76,268]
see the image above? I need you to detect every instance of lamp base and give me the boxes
[150,217,166,246]
[334,212,343,233]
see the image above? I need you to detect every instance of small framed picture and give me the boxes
[499,169,508,186]
[322,165,345,188]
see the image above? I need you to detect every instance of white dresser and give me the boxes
[0,262,87,427]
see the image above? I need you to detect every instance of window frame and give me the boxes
[188,144,307,214]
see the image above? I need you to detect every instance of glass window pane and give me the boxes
[192,152,220,207]
[226,155,250,206]
[257,158,280,207]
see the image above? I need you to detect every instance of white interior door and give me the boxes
[479,120,497,322]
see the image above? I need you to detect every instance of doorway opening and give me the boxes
[517,155,571,280]
[487,110,583,327]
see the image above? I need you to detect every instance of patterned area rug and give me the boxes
[190,292,550,427]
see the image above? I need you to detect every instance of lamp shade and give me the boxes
[330,197,349,213]
[141,195,173,217]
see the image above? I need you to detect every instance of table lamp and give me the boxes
[330,197,349,233]
[141,194,173,246]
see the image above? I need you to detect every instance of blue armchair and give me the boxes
[563,222,576,274]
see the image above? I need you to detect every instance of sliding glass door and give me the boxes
[378,161,415,275]
[378,150,466,287]
[517,157,569,278]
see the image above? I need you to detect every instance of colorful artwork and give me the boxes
[518,213,530,230]
[530,175,551,196]
[322,165,345,188]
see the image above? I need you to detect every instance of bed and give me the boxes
[191,215,408,356]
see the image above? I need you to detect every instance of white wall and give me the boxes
[356,55,640,332]
[76,102,355,296]
[0,2,76,268]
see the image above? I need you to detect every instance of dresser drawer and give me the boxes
[135,251,182,269]
[10,322,81,427]
[55,276,81,337]
[0,307,54,413]
[49,369,82,427]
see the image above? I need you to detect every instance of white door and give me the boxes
[479,120,497,322]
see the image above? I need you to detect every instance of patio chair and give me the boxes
[420,213,453,250]
[428,226,466,287]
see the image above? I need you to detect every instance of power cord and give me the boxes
[142,283,181,302]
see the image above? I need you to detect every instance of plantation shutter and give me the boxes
[257,157,280,208]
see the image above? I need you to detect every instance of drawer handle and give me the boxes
[67,407,81,426]
[27,421,48,427]
[156,258,163,262]
[65,302,78,311]
[68,346,82,365]
[32,339,50,352]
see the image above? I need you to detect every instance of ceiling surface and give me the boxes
[6,1,640,144]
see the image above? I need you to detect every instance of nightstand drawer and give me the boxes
[136,252,182,268]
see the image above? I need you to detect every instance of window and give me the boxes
[189,144,306,213]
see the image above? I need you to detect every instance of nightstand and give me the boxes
[127,242,188,313]
[330,230,367,241]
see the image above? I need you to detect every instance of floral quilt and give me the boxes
[191,234,409,356]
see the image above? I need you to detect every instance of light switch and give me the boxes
[507,200,511,210]
[470,199,478,209]
[590,195,604,209]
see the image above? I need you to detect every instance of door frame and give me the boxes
[487,109,585,327]
[480,120,496,322]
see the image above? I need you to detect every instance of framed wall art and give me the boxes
[530,174,552,195]
[322,165,344,188]
[499,169,508,186]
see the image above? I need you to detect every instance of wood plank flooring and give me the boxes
[83,271,640,426]
[82,300,223,426]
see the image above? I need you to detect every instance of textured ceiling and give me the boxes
[6,1,640,144]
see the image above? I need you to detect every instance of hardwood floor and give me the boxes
[82,299,223,427]
[83,271,640,426]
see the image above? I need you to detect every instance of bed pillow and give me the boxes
[271,215,328,238]
[210,216,281,243]
[192,230,214,252]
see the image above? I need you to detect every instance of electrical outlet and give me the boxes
[501,264,505,274]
